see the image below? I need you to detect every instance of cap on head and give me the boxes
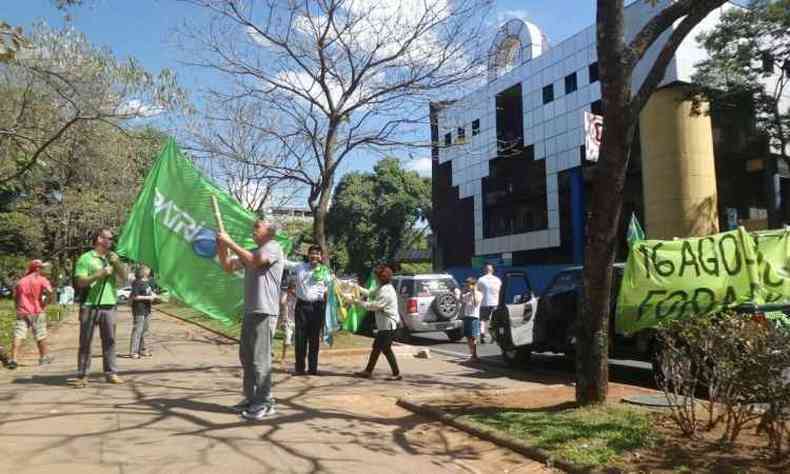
[27,259,51,274]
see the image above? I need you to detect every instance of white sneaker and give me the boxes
[241,405,276,421]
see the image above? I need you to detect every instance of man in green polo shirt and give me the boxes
[74,228,128,387]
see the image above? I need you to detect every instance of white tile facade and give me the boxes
[435,1,732,257]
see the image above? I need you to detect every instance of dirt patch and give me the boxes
[418,383,655,414]
[414,384,789,473]
[628,415,789,473]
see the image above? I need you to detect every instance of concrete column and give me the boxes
[639,86,719,239]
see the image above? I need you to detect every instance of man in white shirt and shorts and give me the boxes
[476,264,502,344]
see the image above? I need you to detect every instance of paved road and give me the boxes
[404,331,656,387]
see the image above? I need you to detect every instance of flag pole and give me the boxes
[210,195,226,234]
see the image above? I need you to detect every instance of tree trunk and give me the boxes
[313,174,334,254]
[577,0,635,405]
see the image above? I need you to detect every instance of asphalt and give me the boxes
[405,331,656,388]
[0,306,559,474]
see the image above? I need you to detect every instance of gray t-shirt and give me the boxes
[244,240,284,316]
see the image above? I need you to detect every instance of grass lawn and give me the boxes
[155,301,373,353]
[464,404,658,468]
[0,299,72,352]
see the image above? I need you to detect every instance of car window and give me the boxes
[398,280,414,296]
[413,278,457,297]
[504,273,530,304]
[546,272,579,295]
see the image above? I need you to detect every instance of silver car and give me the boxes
[391,273,463,341]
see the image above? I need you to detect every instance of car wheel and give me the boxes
[444,328,463,342]
[501,346,531,368]
[432,293,459,320]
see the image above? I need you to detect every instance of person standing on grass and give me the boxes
[287,245,328,376]
[216,220,283,422]
[476,264,501,344]
[8,260,54,370]
[74,228,128,387]
[129,265,157,359]
[353,264,402,381]
[460,276,483,361]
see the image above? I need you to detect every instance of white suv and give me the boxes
[391,273,463,341]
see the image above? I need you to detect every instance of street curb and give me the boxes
[396,396,605,474]
[155,307,422,358]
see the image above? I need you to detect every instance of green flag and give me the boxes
[626,212,645,246]
[116,139,291,324]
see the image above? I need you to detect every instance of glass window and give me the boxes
[542,84,554,104]
[398,280,414,296]
[546,271,579,294]
[472,119,480,136]
[457,127,466,142]
[565,73,578,94]
[444,132,452,147]
[504,273,531,304]
[414,278,457,297]
[589,62,599,83]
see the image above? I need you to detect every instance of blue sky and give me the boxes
[3,0,598,185]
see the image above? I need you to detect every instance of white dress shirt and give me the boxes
[286,261,328,302]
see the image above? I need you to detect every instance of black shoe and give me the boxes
[7,360,18,370]
[308,370,318,376]
[292,370,307,376]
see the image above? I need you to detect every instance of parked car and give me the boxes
[117,286,132,304]
[491,264,659,367]
[0,285,12,298]
[390,273,464,341]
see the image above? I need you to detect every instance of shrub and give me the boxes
[655,311,790,458]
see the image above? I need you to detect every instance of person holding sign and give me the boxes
[74,228,128,387]
[216,220,284,422]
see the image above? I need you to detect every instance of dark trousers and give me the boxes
[77,306,118,377]
[294,300,325,374]
[365,330,400,376]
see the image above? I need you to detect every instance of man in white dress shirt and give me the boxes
[476,264,502,344]
[288,245,328,375]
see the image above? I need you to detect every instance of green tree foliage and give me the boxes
[327,158,431,276]
[693,0,790,163]
[0,24,184,188]
[0,22,179,284]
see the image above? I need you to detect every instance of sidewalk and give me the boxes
[0,307,563,474]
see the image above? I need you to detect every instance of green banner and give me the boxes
[616,227,790,334]
[117,139,291,324]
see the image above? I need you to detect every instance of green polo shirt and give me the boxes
[74,250,118,307]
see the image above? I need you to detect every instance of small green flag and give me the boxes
[116,139,291,324]
[627,212,645,246]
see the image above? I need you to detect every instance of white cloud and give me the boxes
[117,99,164,117]
[246,25,272,47]
[405,157,432,177]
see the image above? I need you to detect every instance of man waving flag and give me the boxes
[116,139,291,324]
